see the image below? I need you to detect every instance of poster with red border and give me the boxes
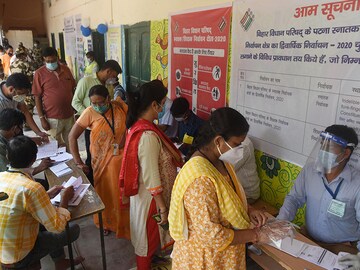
[169,4,232,119]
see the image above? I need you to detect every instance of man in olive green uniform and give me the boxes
[30,41,43,70]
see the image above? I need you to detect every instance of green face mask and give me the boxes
[92,104,109,114]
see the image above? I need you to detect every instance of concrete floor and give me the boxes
[28,112,262,270]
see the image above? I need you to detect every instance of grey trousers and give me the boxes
[10,223,80,268]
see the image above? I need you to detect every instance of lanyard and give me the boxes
[322,177,344,200]
[102,104,115,137]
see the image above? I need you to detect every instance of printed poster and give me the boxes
[64,16,76,76]
[170,4,232,119]
[230,0,360,169]
[106,26,121,63]
[151,19,169,88]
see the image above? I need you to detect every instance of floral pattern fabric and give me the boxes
[172,176,246,270]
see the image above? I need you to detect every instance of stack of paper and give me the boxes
[50,162,72,177]
[51,176,90,206]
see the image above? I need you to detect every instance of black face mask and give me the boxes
[8,53,13,57]
[14,125,23,137]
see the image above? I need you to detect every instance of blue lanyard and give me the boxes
[322,177,344,200]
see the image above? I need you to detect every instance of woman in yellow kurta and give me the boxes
[169,107,268,270]
[69,84,130,238]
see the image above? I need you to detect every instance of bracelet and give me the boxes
[159,209,168,214]
[39,116,45,119]
[251,228,259,243]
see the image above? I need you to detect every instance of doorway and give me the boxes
[91,31,105,69]
[58,32,65,61]
[50,33,56,49]
[124,21,150,92]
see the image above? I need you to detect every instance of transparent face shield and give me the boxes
[306,131,355,174]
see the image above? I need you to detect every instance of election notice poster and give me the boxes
[230,0,360,169]
[169,4,232,119]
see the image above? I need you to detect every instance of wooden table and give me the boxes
[45,160,106,270]
[249,231,325,270]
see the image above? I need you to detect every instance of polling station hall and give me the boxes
[0,0,359,269]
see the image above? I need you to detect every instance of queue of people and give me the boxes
[0,42,359,270]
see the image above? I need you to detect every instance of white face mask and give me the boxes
[106,77,117,85]
[175,117,185,122]
[13,94,27,103]
[318,150,344,171]
[217,140,244,165]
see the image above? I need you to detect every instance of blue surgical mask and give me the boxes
[92,104,109,114]
[46,62,58,71]
[318,150,340,171]
[158,109,165,119]
[156,103,165,119]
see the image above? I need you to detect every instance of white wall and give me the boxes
[44,0,229,38]
[5,30,33,49]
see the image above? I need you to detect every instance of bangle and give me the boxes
[253,228,260,243]
[39,116,45,119]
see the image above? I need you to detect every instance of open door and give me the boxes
[58,32,65,61]
[51,33,56,49]
[124,21,150,92]
[91,31,105,69]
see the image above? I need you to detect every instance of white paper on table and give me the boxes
[174,143,183,149]
[37,140,58,160]
[51,176,88,206]
[49,162,74,177]
[50,152,73,164]
[68,184,90,206]
[271,237,307,257]
[57,147,66,154]
[298,244,338,269]
[270,237,341,270]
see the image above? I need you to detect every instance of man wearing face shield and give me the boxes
[278,125,359,254]
[83,51,99,77]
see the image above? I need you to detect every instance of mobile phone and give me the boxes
[152,213,169,230]
[0,192,9,201]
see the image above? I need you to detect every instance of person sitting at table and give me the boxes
[278,125,360,254]
[69,84,130,238]
[169,107,268,270]
[0,135,84,270]
[234,136,261,204]
[170,97,204,156]
[0,108,52,190]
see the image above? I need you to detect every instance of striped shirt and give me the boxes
[0,81,19,111]
[0,171,70,264]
